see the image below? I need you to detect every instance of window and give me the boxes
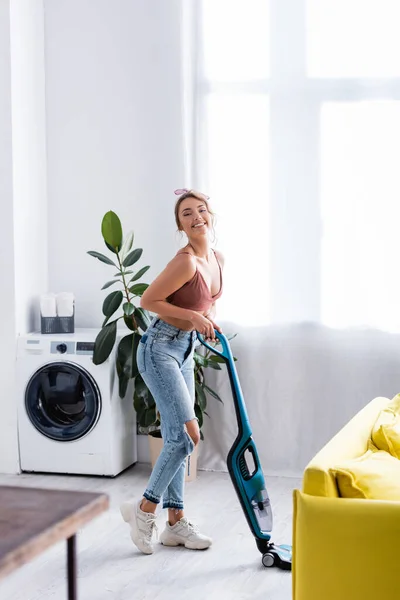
[307,0,400,78]
[205,93,270,322]
[321,101,400,331]
[201,0,270,81]
[193,0,400,331]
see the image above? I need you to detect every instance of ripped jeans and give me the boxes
[137,317,197,510]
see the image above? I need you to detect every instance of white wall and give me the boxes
[0,0,47,473]
[11,0,48,334]
[0,0,189,474]
[44,0,186,326]
[0,0,18,473]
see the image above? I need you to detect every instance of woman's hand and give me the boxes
[189,312,222,341]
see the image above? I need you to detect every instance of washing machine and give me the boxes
[16,329,137,476]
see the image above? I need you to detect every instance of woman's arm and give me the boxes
[205,303,216,321]
[140,254,197,321]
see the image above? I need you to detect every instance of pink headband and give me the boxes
[174,188,210,199]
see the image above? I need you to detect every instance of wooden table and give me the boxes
[0,485,109,599]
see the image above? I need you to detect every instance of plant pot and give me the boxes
[148,432,198,482]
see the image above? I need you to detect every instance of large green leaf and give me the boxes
[134,374,149,399]
[105,241,118,254]
[209,355,227,364]
[194,403,203,429]
[123,314,136,331]
[92,321,117,365]
[123,302,135,316]
[129,283,149,296]
[206,360,222,370]
[145,405,157,428]
[119,375,129,398]
[137,405,148,429]
[87,250,116,267]
[120,231,134,259]
[134,307,151,331]
[145,387,155,408]
[194,353,208,368]
[117,332,140,379]
[132,334,141,378]
[129,266,150,283]
[116,359,122,376]
[195,381,207,411]
[194,362,202,375]
[116,359,129,398]
[102,290,123,317]
[135,396,156,431]
[103,313,121,327]
[117,334,134,378]
[203,384,224,403]
[123,248,143,267]
[133,391,143,414]
[101,280,119,290]
[113,271,132,277]
[101,211,122,250]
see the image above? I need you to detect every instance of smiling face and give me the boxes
[175,192,214,241]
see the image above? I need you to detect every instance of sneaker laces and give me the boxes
[143,518,158,543]
[179,517,199,534]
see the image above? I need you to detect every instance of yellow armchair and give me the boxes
[292,397,400,600]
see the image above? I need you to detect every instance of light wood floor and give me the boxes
[0,464,300,600]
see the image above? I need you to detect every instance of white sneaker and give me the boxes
[160,517,212,550]
[120,500,158,555]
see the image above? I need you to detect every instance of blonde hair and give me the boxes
[174,189,215,231]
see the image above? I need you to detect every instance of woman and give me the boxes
[120,189,224,555]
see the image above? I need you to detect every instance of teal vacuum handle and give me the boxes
[196,330,230,359]
[196,331,251,438]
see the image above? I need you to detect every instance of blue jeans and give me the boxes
[137,317,197,510]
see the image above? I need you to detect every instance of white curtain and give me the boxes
[181,0,400,474]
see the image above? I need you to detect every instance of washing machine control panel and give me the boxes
[76,342,95,355]
[50,341,95,355]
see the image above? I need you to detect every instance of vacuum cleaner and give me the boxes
[197,331,292,570]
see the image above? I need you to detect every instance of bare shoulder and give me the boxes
[166,252,197,277]
[141,251,197,303]
[214,249,225,269]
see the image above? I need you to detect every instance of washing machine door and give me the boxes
[25,361,101,442]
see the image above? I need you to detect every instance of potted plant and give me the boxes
[88,210,236,479]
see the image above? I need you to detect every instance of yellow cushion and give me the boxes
[371,393,400,459]
[302,397,391,498]
[331,449,400,500]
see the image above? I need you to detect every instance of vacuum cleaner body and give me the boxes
[198,331,292,570]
